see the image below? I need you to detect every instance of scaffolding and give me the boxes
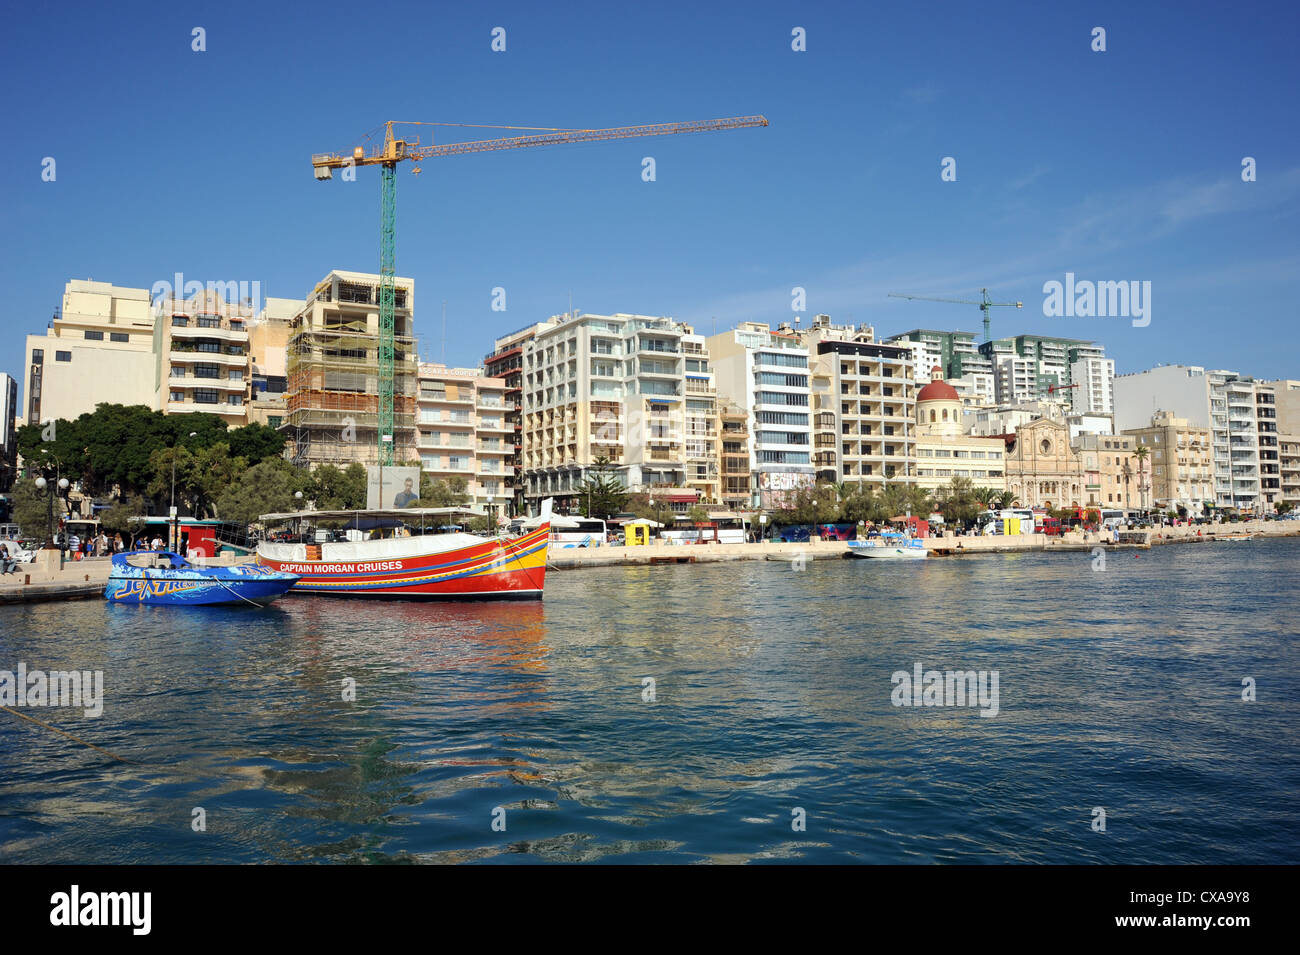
[284,279,417,467]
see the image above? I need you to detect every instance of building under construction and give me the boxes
[283,270,418,467]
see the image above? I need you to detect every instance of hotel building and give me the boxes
[485,321,552,515]
[1073,433,1139,508]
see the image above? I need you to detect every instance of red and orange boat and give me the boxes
[255,507,549,600]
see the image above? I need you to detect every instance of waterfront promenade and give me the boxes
[547,520,1300,569]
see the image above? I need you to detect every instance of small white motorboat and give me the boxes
[847,532,928,560]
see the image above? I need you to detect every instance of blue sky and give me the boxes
[3,0,1298,387]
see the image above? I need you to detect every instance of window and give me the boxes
[32,349,43,362]
[267,416,282,429]
[197,341,221,353]
[170,391,185,403]
[172,316,189,327]
[228,370,243,381]
[195,364,220,379]
[84,330,104,341]
[110,332,129,343]
[193,389,219,404]
[198,317,220,329]
[56,351,71,362]
[227,395,243,406]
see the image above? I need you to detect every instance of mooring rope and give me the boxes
[0,704,135,763]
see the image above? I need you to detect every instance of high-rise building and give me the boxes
[802,315,916,488]
[979,334,1105,408]
[1256,382,1280,510]
[1070,356,1115,415]
[23,280,156,425]
[416,362,512,515]
[1114,365,1269,512]
[707,321,815,508]
[283,270,417,468]
[887,328,993,382]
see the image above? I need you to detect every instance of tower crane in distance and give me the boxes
[888,288,1023,343]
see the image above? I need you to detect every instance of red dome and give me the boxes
[917,365,959,402]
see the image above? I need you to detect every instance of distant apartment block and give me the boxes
[708,321,815,508]
[416,362,512,514]
[1070,356,1115,415]
[887,328,994,383]
[682,332,720,505]
[980,334,1105,409]
[23,279,156,424]
[283,270,417,468]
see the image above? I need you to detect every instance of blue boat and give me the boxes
[847,532,928,560]
[104,552,300,606]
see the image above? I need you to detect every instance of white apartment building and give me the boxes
[993,354,1039,404]
[416,362,512,515]
[522,312,704,514]
[707,321,815,509]
[1,374,16,493]
[1114,365,1267,512]
[1070,356,1115,415]
[23,280,157,425]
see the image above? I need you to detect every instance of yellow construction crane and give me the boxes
[310,115,768,464]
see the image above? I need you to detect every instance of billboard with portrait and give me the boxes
[367,466,422,509]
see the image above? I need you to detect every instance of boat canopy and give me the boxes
[258,507,487,523]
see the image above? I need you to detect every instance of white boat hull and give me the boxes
[847,541,928,560]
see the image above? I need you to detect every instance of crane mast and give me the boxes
[312,115,768,465]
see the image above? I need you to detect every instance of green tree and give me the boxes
[215,458,303,527]
[934,476,979,526]
[685,504,710,524]
[147,443,247,519]
[308,463,367,510]
[419,474,470,507]
[626,492,675,526]
[99,495,147,537]
[576,455,628,519]
[226,423,287,467]
[9,476,56,542]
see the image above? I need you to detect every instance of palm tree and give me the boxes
[1120,459,1133,511]
[1132,445,1151,511]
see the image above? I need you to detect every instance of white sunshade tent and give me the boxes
[523,513,581,529]
[622,518,664,528]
